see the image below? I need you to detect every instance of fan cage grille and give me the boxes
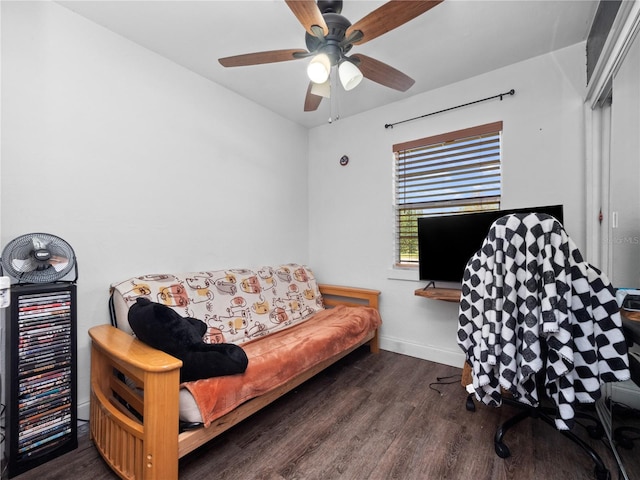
[1,233,77,284]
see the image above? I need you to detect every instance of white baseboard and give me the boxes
[379,335,465,368]
[77,400,91,422]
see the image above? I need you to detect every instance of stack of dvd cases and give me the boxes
[6,283,77,477]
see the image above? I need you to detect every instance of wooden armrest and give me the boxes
[89,324,182,374]
[318,284,381,310]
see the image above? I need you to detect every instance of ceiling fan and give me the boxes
[218,0,444,112]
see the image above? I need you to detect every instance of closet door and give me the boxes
[609,30,640,288]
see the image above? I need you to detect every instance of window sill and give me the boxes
[387,267,420,282]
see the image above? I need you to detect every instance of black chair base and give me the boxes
[466,394,610,480]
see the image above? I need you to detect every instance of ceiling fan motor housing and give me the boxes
[305,12,353,64]
[317,0,343,14]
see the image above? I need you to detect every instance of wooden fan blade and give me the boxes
[351,54,415,92]
[304,83,323,111]
[285,0,329,37]
[346,0,444,45]
[219,49,308,67]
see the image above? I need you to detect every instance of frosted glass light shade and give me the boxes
[338,61,363,91]
[310,80,331,98]
[307,54,331,84]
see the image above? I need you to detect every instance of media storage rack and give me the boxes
[5,282,77,477]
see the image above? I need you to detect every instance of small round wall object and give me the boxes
[339,155,349,166]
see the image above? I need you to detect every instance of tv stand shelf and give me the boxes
[414,287,461,302]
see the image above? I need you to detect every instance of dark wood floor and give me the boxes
[12,347,626,480]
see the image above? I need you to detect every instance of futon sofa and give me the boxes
[88,263,381,480]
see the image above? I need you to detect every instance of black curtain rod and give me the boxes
[384,89,515,129]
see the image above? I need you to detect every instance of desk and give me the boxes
[414,287,461,302]
[596,308,640,480]
[414,287,469,385]
[621,309,640,387]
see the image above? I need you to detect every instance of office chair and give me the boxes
[458,213,630,480]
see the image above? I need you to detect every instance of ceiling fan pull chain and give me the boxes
[329,65,340,124]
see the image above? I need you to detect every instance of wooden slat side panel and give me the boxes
[91,390,143,480]
[319,284,381,310]
[110,374,144,416]
[91,344,145,438]
[322,298,371,309]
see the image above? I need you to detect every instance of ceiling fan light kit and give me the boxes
[218,0,444,112]
[307,53,332,83]
[310,79,331,98]
[338,59,363,91]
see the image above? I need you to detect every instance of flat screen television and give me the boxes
[417,205,564,284]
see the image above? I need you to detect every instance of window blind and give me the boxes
[394,121,502,265]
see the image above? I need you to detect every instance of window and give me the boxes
[394,121,503,266]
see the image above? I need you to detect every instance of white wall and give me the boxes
[1,1,309,418]
[308,42,588,367]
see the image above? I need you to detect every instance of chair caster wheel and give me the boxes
[495,441,511,459]
[465,394,476,412]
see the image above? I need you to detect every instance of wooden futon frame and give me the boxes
[89,284,380,480]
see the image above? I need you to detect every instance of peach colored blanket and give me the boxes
[181,305,381,427]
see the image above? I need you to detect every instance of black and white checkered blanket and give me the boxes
[457,213,630,429]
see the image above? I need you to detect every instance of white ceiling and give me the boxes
[56,0,599,128]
